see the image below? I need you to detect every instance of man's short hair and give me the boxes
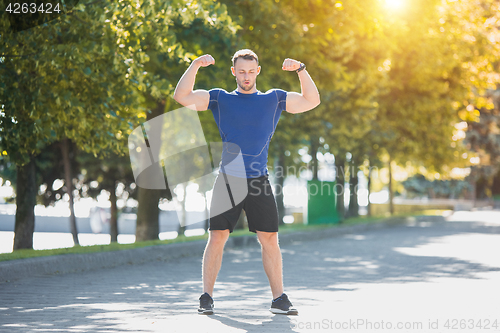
[231,49,259,67]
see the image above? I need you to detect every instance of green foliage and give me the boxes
[0,0,240,247]
[0,156,16,202]
[465,88,500,172]
[402,174,472,199]
[219,0,317,167]
[76,148,137,201]
[2,0,500,225]
[0,141,77,205]
[0,0,145,164]
[0,0,239,165]
[35,141,79,206]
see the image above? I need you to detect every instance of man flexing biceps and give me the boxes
[173,49,320,315]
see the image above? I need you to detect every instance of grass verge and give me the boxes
[0,209,450,263]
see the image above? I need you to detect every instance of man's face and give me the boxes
[231,58,261,92]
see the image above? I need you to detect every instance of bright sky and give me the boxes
[385,0,405,10]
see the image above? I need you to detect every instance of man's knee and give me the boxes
[208,229,230,246]
[257,231,278,247]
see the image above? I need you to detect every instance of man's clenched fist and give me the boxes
[282,58,301,71]
[194,54,215,67]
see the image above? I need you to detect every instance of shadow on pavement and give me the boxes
[1,217,499,332]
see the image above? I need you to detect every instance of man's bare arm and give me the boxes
[173,54,215,111]
[282,58,321,114]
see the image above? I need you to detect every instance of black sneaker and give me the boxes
[198,292,214,315]
[270,293,298,315]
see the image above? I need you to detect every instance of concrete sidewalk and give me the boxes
[1,213,499,332]
[0,216,421,283]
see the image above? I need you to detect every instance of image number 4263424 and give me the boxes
[3,0,79,33]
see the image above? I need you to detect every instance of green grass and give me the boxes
[0,209,450,263]
[0,233,210,262]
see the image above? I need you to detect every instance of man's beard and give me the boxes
[237,78,255,91]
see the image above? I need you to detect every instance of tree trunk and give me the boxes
[367,161,373,217]
[135,99,165,241]
[178,183,186,236]
[109,185,118,243]
[13,156,36,250]
[275,153,286,225]
[470,166,477,202]
[310,138,319,180]
[335,153,346,222]
[492,170,500,196]
[348,160,359,218]
[136,187,161,241]
[388,156,394,215]
[61,138,79,246]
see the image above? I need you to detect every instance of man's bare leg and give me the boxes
[257,231,284,299]
[202,229,230,296]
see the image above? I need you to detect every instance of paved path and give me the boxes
[1,212,500,332]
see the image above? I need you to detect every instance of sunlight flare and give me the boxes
[385,0,405,9]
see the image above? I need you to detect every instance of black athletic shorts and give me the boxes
[209,173,279,233]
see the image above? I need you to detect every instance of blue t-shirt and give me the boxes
[207,88,287,178]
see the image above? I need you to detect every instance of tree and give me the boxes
[36,140,81,244]
[108,1,239,241]
[297,0,389,219]
[219,0,377,221]
[370,0,499,213]
[1,0,146,249]
[60,138,79,244]
[231,0,305,223]
[77,149,136,242]
[0,0,239,248]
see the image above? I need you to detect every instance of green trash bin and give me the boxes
[307,179,340,225]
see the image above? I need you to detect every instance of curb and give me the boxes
[0,240,208,283]
[0,215,445,283]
